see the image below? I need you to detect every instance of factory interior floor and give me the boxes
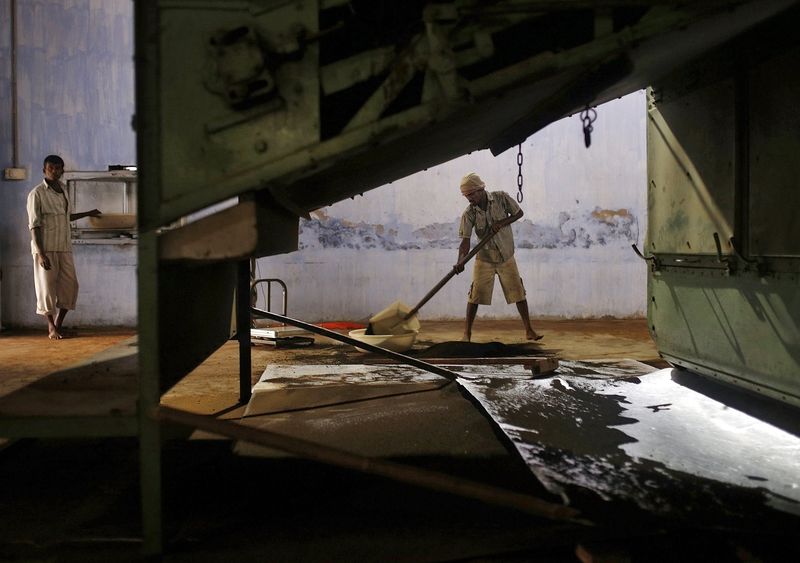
[1,319,798,562]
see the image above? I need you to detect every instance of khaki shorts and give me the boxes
[468,256,526,305]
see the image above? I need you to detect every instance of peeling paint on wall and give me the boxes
[299,206,639,251]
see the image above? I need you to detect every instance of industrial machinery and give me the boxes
[133,0,800,552]
[66,169,137,241]
[644,37,800,407]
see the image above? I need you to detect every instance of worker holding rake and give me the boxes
[455,172,542,343]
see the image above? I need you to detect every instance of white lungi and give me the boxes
[33,252,78,316]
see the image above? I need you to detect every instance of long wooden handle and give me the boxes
[404,229,499,319]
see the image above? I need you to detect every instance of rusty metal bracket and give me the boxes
[730,236,769,277]
[632,243,661,272]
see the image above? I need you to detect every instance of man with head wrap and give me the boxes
[454,172,542,342]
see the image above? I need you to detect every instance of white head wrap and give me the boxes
[460,173,485,195]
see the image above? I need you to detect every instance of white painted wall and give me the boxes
[257,91,648,322]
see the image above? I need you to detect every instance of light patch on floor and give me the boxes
[598,369,800,504]
[460,360,800,524]
[242,359,800,529]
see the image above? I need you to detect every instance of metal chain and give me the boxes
[516,143,524,203]
[580,106,597,148]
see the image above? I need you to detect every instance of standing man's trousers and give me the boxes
[32,251,78,316]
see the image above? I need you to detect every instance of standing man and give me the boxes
[26,155,101,339]
[455,172,541,342]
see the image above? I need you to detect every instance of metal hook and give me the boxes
[632,244,660,271]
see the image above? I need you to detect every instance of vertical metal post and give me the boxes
[10,0,20,167]
[734,61,750,257]
[138,230,163,556]
[237,260,252,404]
[135,1,164,553]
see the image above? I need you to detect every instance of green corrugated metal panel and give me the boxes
[646,19,800,406]
[649,270,800,406]
[748,47,800,257]
[647,81,736,255]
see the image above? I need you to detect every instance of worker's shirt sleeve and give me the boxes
[458,207,475,238]
[27,188,42,229]
[500,191,521,216]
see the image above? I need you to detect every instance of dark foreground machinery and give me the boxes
[133,0,800,553]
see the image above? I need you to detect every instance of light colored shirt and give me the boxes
[27,179,72,254]
[459,190,521,263]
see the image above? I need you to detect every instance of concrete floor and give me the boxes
[167,318,665,416]
[14,319,791,562]
[0,319,663,415]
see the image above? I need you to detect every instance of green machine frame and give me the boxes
[645,19,800,407]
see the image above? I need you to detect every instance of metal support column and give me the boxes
[138,230,163,556]
[237,260,252,404]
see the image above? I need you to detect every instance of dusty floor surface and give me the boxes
[0,319,664,416]
[0,327,135,395]
[162,319,665,416]
[9,320,792,562]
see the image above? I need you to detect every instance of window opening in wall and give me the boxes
[66,169,137,244]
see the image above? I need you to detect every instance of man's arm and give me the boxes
[454,237,471,273]
[31,227,51,270]
[70,209,101,221]
[27,190,50,269]
[490,209,523,234]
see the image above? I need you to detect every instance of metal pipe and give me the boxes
[10,0,19,166]
[237,261,252,404]
[251,307,461,382]
[251,278,288,325]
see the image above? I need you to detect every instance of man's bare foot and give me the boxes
[527,330,543,341]
[461,333,471,342]
[48,328,63,340]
